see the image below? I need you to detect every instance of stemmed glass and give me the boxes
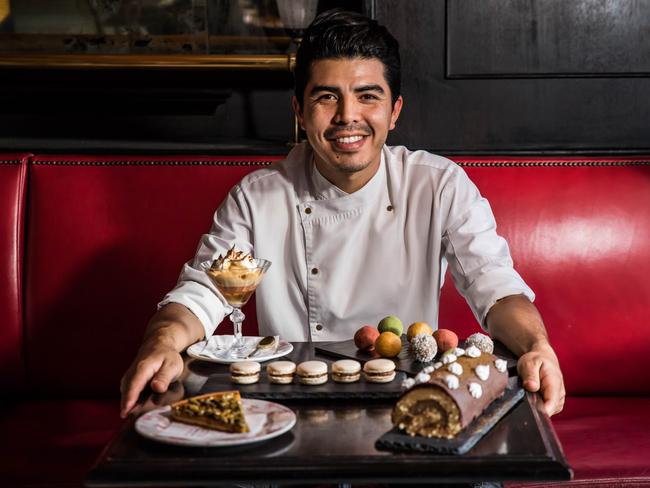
[201,258,271,359]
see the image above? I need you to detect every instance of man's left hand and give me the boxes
[517,341,565,416]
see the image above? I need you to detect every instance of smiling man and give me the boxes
[121,10,564,426]
[293,57,402,192]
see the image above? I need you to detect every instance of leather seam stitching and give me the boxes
[456,160,650,167]
[32,161,276,166]
[27,160,650,167]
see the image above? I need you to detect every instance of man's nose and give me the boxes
[333,96,359,125]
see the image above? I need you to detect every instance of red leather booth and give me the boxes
[1,153,649,487]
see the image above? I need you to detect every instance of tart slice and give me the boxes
[170,390,249,433]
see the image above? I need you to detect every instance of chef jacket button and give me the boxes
[305,207,312,214]
[387,205,394,211]
[315,324,323,331]
[311,267,319,275]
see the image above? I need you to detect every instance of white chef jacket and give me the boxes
[160,143,534,342]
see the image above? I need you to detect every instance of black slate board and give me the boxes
[315,337,517,376]
[199,372,407,400]
[375,376,524,455]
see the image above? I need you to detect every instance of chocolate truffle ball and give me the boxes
[411,333,437,362]
[465,332,494,354]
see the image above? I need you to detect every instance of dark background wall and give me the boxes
[0,67,296,154]
[1,0,648,155]
[380,0,650,155]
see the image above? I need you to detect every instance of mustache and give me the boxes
[324,125,372,139]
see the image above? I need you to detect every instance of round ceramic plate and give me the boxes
[135,398,296,447]
[187,336,293,364]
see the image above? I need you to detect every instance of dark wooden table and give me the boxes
[85,342,572,487]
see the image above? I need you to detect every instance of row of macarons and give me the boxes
[230,358,397,385]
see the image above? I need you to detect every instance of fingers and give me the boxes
[518,351,566,417]
[150,356,183,393]
[120,356,163,418]
[120,365,150,418]
[517,353,542,393]
[539,363,566,416]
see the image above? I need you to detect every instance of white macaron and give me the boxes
[266,360,297,384]
[229,361,261,384]
[296,360,328,385]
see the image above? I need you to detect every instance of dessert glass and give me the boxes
[201,258,271,359]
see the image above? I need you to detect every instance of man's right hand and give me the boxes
[119,303,207,419]
[119,343,184,418]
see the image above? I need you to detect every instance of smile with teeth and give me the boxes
[335,135,364,143]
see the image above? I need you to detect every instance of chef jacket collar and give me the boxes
[310,149,387,206]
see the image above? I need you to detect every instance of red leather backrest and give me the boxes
[19,154,650,397]
[24,155,279,396]
[0,154,29,392]
[442,157,650,395]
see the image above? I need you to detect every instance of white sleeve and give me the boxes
[441,167,535,329]
[158,184,254,339]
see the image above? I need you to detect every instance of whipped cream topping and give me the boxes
[494,358,507,373]
[433,361,443,370]
[423,365,435,374]
[475,364,490,381]
[454,347,466,357]
[212,246,256,270]
[465,345,481,358]
[447,362,463,376]
[469,382,483,399]
[444,374,460,390]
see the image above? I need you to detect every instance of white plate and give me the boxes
[187,335,293,364]
[135,398,296,447]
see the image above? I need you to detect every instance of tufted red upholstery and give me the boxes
[0,154,29,391]
[24,154,280,397]
[442,157,650,395]
[1,153,649,487]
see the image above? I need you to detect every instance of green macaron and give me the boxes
[377,315,404,336]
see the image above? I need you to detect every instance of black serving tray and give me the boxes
[375,375,524,455]
[199,372,407,400]
[315,337,518,376]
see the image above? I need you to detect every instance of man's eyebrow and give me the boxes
[354,84,385,94]
[309,85,341,96]
[308,84,386,97]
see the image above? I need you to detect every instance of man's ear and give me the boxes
[291,96,305,129]
[389,95,403,130]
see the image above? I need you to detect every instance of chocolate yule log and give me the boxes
[391,348,508,438]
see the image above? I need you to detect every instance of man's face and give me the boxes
[292,58,403,189]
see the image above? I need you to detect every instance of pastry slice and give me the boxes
[170,390,249,433]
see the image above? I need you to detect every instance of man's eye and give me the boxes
[317,94,337,102]
[360,94,379,101]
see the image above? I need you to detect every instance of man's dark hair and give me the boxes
[294,9,401,108]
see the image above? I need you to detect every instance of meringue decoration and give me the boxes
[443,374,460,390]
[494,358,508,373]
[447,362,463,376]
[468,382,483,399]
[475,364,490,381]
[441,352,458,364]
[465,345,481,358]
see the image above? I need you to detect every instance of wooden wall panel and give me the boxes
[447,0,650,77]
[376,0,650,154]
